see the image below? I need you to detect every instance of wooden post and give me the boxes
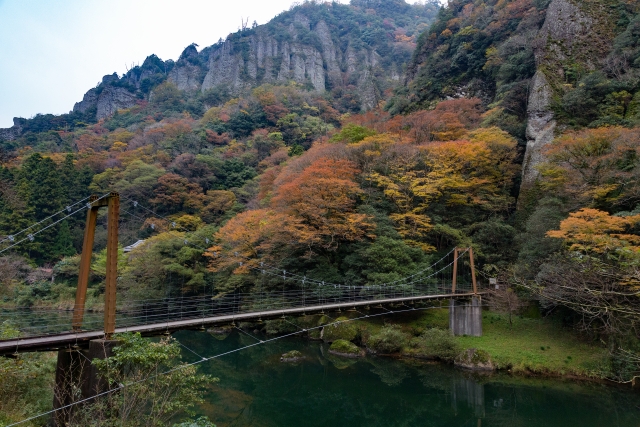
[72,197,99,331]
[469,247,478,294]
[104,193,119,339]
[451,247,458,293]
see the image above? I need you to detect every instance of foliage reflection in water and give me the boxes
[174,329,640,427]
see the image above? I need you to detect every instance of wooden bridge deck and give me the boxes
[0,292,479,355]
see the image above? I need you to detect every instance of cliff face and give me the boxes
[159,18,387,107]
[521,0,619,187]
[198,21,380,97]
[73,73,139,120]
[0,118,23,141]
[167,44,203,91]
[69,1,437,121]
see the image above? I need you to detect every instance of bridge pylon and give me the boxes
[450,247,482,336]
[451,247,478,295]
[72,192,120,338]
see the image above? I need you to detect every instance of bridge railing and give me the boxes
[0,273,479,340]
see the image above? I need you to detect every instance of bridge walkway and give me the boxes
[0,292,480,355]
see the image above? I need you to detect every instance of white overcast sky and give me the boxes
[0,0,426,128]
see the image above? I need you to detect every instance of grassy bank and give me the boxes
[418,308,609,378]
[281,306,611,380]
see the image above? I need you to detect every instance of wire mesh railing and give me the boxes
[0,261,479,340]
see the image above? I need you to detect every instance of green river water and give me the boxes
[173,329,640,427]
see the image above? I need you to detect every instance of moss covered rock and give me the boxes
[280,350,304,362]
[308,328,322,340]
[322,316,357,343]
[207,325,233,336]
[454,348,495,371]
[329,339,364,358]
[265,319,298,335]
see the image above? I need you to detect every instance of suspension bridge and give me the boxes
[0,192,484,425]
[0,192,483,354]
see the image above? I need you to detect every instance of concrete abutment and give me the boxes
[449,297,482,337]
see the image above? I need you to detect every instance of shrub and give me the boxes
[411,328,461,361]
[367,325,408,354]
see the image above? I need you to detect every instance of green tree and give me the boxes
[52,220,76,259]
[72,332,215,427]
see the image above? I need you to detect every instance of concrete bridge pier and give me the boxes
[51,339,118,426]
[449,297,482,336]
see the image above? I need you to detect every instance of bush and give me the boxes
[411,328,461,361]
[367,325,408,354]
[0,321,55,425]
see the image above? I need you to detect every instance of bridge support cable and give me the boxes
[0,193,110,256]
[122,197,462,290]
[1,204,478,341]
[121,198,471,294]
[0,195,92,247]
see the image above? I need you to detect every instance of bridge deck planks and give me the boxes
[0,292,479,355]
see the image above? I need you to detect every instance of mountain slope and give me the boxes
[395,0,640,189]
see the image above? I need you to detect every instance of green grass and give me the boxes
[353,307,609,378]
[454,311,608,377]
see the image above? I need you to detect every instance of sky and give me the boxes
[0,0,405,128]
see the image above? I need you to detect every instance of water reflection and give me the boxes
[452,377,485,418]
[173,329,640,427]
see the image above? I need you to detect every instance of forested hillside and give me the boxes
[1,0,640,391]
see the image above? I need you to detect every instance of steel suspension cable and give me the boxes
[0,195,92,246]
[0,193,110,256]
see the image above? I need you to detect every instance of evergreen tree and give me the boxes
[51,220,76,259]
[15,153,64,264]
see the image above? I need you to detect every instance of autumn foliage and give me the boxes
[547,208,640,256]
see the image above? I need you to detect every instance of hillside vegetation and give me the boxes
[0,0,639,387]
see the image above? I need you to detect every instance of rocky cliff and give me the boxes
[402,0,638,197]
[197,18,382,103]
[521,0,620,187]
[69,1,437,121]
[0,118,23,141]
[73,74,140,121]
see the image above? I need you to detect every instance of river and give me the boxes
[174,329,640,427]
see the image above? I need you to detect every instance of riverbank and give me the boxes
[420,308,610,379]
[257,305,613,382]
[180,327,640,427]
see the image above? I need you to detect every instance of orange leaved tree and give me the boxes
[271,158,374,253]
[546,208,640,258]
